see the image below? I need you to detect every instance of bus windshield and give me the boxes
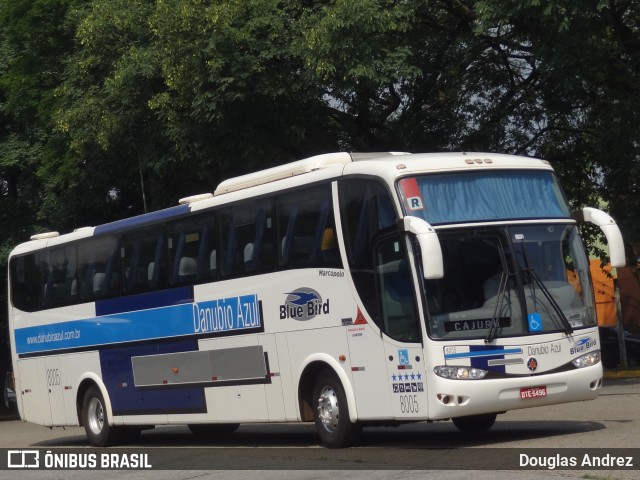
[423,224,595,340]
[397,170,571,225]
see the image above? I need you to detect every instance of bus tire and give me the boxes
[188,423,239,436]
[312,370,361,448]
[82,386,122,447]
[452,413,497,433]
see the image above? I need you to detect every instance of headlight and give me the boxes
[571,350,601,369]
[434,365,488,380]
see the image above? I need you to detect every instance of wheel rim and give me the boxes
[316,385,340,433]
[87,397,105,436]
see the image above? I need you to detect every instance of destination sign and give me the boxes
[444,317,511,332]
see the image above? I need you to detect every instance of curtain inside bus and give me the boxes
[398,171,571,225]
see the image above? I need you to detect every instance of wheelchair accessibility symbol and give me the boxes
[528,313,542,332]
[398,349,410,365]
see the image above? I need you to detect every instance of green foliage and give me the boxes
[0,0,638,265]
[0,0,84,257]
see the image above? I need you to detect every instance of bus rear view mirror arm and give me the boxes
[576,207,626,268]
[400,216,444,280]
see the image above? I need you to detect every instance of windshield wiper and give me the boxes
[516,235,574,336]
[485,271,509,343]
[524,267,574,335]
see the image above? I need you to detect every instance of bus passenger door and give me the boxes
[338,177,427,420]
[376,234,429,420]
[259,334,287,421]
[42,357,68,425]
[382,341,427,419]
[345,317,393,420]
[16,358,52,426]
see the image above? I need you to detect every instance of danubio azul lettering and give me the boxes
[192,294,260,334]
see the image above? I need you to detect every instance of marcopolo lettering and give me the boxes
[280,288,330,321]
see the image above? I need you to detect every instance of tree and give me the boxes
[148,0,335,174]
[1,0,639,258]
[53,0,169,219]
[0,1,88,393]
[469,0,640,256]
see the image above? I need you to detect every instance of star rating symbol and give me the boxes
[392,372,425,383]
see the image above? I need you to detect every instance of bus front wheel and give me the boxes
[312,370,361,448]
[452,413,497,433]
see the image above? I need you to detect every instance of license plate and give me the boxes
[520,385,547,399]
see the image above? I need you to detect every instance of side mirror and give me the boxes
[400,216,444,279]
[580,207,626,268]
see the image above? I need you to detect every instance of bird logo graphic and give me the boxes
[280,288,329,321]
[285,291,320,306]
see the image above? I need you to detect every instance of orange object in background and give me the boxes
[590,260,617,326]
[617,265,640,329]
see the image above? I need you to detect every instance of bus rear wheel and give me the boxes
[452,413,497,433]
[312,370,361,448]
[82,386,139,446]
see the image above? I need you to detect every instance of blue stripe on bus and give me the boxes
[95,287,194,317]
[468,345,510,373]
[14,293,261,355]
[444,347,522,360]
[100,340,206,416]
[93,204,191,236]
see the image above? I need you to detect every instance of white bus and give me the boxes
[7,152,625,448]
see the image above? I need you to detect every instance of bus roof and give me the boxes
[213,151,409,195]
[12,151,553,255]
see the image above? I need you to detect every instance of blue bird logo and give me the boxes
[285,291,320,306]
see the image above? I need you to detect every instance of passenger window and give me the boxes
[276,184,341,269]
[167,213,217,286]
[339,178,398,325]
[10,253,44,312]
[339,179,396,268]
[375,234,420,342]
[45,246,77,307]
[220,199,274,278]
[78,236,119,300]
[121,228,166,294]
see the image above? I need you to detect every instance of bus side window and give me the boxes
[167,213,217,286]
[46,246,77,307]
[276,184,341,269]
[339,178,398,326]
[220,200,274,278]
[121,228,166,294]
[245,207,268,273]
[39,251,52,307]
[10,253,42,312]
[375,234,420,342]
[78,236,119,300]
